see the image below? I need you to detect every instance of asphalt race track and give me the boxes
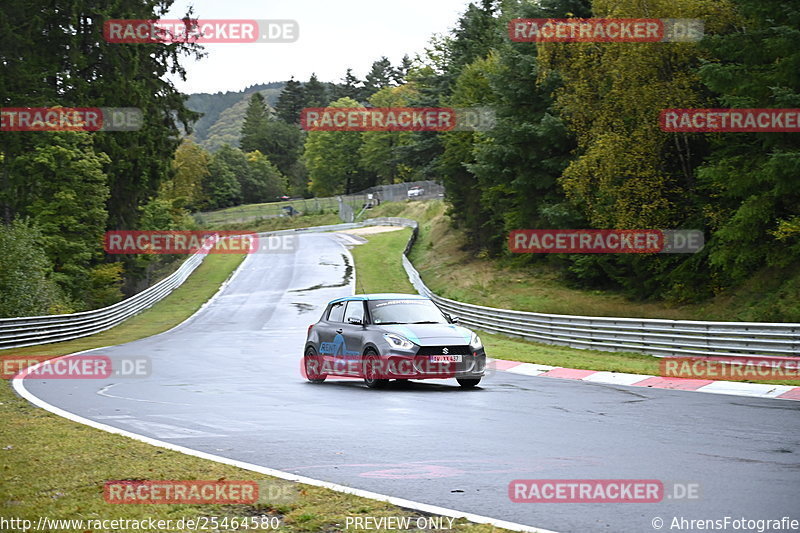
[20,232,800,533]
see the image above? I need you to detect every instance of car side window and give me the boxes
[328,302,345,322]
[343,301,364,324]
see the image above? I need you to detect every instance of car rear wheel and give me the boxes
[304,347,326,383]
[457,377,481,389]
[363,350,389,389]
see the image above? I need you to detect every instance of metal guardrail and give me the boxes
[0,238,217,351]
[3,216,799,358]
[0,221,380,351]
[364,217,800,360]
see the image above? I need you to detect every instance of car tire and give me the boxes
[304,347,327,383]
[457,377,481,389]
[363,350,389,389]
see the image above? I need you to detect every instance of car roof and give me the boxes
[328,293,429,305]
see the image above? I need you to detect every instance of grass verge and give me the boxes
[204,212,342,233]
[349,228,415,294]
[367,200,800,322]
[0,252,507,532]
[349,224,800,387]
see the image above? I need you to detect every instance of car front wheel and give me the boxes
[363,350,389,389]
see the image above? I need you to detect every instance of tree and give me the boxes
[447,0,505,76]
[438,53,500,247]
[0,219,67,317]
[392,55,414,85]
[363,57,395,97]
[304,98,371,196]
[275,77,306,124]
[0,0,203,312]
[10,132,110,307]
[359,85,418,184]
[246,117,305,179]
[166,139,210,210]
[537,0,734,230]
[303,73,329,108]
[696,0,800,284]
[333,68,364,102]
[245,151,288,202]
[463,0,590,254]
[202,145,244,209]
[240,93,270,152]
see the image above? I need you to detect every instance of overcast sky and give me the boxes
[162,0,475,94]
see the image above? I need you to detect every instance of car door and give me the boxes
[340,300,367,375]
[317,301,345,370]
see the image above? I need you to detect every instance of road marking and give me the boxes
[15,367,555,533]
[333,233,366,246]
[12,238,556,533]
[582,371,655,386]
[695,381,796,398]
[504,363,554,376]
[97,383,192,406]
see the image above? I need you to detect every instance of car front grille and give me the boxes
[415,345,472,356]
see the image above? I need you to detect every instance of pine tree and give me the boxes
[275,77,306,124]
[333,68,364,102]
[303,73,329,108]
[363,57,395,97]
[240,93,269,152]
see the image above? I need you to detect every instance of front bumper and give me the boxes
[372,345,486,379]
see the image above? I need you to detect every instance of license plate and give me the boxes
[431,355,461,363]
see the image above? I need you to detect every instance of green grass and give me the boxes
[366,200,800,322]
[350,228,415,294]
[0,248,508,532]
[196,195,365,226]
[207,212,342,233]
[351,220,800,387]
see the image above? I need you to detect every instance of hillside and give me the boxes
[185,82,285,151]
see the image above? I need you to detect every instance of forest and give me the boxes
[1,0,798,318]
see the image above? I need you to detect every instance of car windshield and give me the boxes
[367,299,447,325]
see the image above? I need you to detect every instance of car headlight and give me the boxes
[470,332,483,350]
[384,333,415,350]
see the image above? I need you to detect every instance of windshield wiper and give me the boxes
[409,321,443,324]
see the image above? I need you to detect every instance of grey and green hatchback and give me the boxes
[303,293,486,388]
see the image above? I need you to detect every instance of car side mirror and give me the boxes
[348,317,363,325]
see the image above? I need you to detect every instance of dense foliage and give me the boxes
[2,0,797,318]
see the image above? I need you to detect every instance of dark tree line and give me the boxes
[0,0,202,314]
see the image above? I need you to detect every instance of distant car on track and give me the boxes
[407,186,424,198]
[303,293,486,388]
